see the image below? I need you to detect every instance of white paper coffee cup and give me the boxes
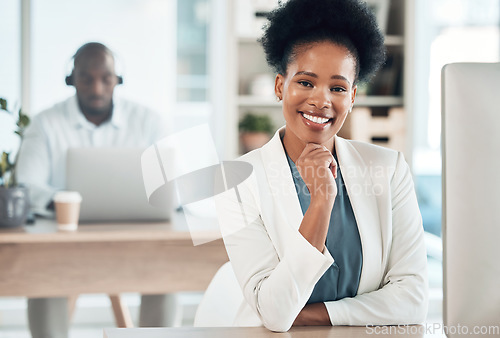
[53,191,82,231]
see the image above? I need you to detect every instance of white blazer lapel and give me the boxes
[260,128,304,232]
[335,136,383,294]
[259,131,383,293]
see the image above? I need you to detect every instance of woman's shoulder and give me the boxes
[236,130,283,167]
[236,147,263,164]
[338,137,400,167]
[235,147,269,180]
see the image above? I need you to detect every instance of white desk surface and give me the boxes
[103,326,447,338]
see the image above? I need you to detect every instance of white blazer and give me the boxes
[214,127,428,332]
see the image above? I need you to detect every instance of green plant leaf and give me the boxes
[0,99,29,187]
[238,113,274,134]
[1,152,11,179]
[0,98,7,111]
[19,114,30,127]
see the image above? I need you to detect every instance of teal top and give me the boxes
[285,149,363,303]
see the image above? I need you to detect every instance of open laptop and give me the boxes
[66,147,174,222]
[442,63,500,336]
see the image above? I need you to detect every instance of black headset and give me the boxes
[65,42,124,86]
[65,73,123,86]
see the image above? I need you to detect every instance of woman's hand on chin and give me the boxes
[295,143,337,207]
[295,143,337,252]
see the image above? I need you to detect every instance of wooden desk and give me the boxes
[0,217,228,297]
[103,326,446,338]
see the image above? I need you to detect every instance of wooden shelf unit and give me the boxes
[227,0,415,161]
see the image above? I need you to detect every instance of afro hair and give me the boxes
[260,0,386,84]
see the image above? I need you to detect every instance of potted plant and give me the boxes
[0,98,31,228]
[238,113,274,153]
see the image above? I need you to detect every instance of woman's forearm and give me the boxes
[293,303,331,326]
[299,199,334,252]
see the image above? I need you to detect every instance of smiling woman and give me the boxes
[276,42,357,159]
[212,0,428,332]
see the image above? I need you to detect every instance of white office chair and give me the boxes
[194,261,244,327]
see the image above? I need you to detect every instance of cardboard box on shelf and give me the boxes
[339,107,405,153]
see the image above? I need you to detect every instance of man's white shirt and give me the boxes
[16,95,168,215]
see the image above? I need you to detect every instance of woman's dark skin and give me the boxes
[274,40,357,326]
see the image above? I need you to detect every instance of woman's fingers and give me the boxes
[298,143,325,157]
[297,145,337,179]
[295,143,338,202]
[329,162,337,179]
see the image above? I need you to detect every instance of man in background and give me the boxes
[17,42,176,338]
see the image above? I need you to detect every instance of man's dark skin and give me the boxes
[71,46,120,126]
[47,46,120,211]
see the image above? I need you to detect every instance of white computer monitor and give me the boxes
[442,62,500,337]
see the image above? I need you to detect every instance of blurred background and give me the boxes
[1,0,499,336]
